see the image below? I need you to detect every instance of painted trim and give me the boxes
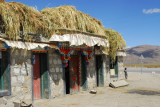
[31,51,34,103]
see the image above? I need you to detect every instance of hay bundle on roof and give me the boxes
[105,29,126,62]
[0,3,105,40]
[0,2,44,40]
[41,6,105,36]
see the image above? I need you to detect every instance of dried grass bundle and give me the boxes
[0,3,105,40]
[41,6,105,37]
[0,2,44,40]
[105,29,126,62]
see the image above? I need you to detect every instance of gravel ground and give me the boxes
[33,71,160,107]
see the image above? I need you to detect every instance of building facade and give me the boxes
[0,32,126,103]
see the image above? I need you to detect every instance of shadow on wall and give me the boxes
[87,56,96,78]
[48,50,63,85]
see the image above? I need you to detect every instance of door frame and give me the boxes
[0,49,11,97]
[96,55,104,87]
[69,55,80,94]
[31,52,50,101]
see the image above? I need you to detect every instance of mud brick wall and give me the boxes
[10,49,32,100]
[48,49,64,98]
[87,56,97,90]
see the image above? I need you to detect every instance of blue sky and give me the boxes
[5,0,160,47]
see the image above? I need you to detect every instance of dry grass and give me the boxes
[0,2,45,40]
[41,5,105,37]
[105,29,126,62]
[124,64,160,68]
[0,3,105,40]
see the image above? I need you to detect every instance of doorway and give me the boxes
[114,57,119,75]
[65,63,70,94]
[110,56,118,76]
[96,55,104,87]
[33,53,49,99]
[70,55,79,94]
[0,51,9,93]
[81,55,87,91]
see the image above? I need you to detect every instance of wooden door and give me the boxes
[33,54,41,99]
[96,55,104,87]
[65,64,70,94]
[114,56,119,75]
[0,51,9,92]
[70,55,79,94]
[81,55,87,91]
[40,54,49,99]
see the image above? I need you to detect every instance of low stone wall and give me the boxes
[48,49,64,98]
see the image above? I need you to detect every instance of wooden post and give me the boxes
[0,0,5,3]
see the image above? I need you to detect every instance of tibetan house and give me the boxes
[0,2,126,102]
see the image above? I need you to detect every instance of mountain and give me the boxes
[124,45,160,64]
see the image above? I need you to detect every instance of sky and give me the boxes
[5,0,160,47]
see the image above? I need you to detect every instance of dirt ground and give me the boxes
[33,72,160,107]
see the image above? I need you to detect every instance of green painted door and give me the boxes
[0,51,9,92]
[40,53,49,99]
[96,55,104,87]
[81,55,87,91]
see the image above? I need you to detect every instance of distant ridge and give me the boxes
[124,45,160,64]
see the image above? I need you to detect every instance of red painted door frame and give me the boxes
[70,55,80,93]
[33,54,41,99]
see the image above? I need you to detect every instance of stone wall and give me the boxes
[87,56,97,90]
[10,49,32,101]
[48,49,64,98]
[118,56,125,80]
[103,55,110,86]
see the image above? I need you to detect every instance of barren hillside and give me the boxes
[124,45,160,64]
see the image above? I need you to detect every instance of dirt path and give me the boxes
[34,72,160,107]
